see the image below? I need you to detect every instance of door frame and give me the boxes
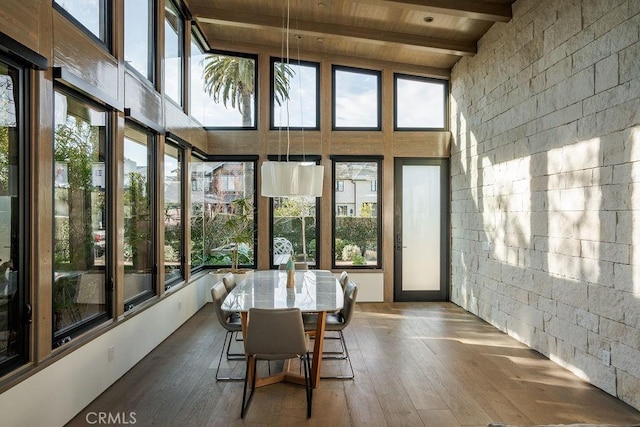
[393,157,450,302]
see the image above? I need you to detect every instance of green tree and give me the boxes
[273,197,315,261]
[201,55,293,126]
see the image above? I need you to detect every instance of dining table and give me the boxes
[220,269,344,388]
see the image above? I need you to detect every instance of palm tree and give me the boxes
[201,55,293,126]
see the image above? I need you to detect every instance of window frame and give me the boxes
[52,0,111,50]
[52,84,113,347]
[269,57,320,131]
[164,0,187,108]
[163,136,186,288]
[331,156,383,269]
[124,0,156,84]
[268,155,322,269]
[393,73,449,131]
[123,121,157,310]
[332,65,382,131]
[0,52,30,375]
[197,50,259,130]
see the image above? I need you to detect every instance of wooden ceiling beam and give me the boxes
[193,7,477,57]
[360,0,513,22]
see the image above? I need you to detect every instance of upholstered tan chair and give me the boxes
[211,281,244,381]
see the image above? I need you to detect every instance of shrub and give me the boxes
[352,254,367,265]
[335,238,347,260]
[342,244,361,261]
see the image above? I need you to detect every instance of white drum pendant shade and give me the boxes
[261,161,324,197]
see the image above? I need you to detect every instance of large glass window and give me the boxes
[53,88,110,346]
[191,49,257,129]
[164,142,183,285]
[164,0,184,106]
[0,57,28,374]
[332,65,381,130]
[394,74,447,130]
[271,58,319,129]
[123,124,155,309]
[190,159,256,268]
[125,0,154,82]
[333,158,381,268]
[53,0,109,45]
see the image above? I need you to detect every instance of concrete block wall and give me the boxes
[450,0,640,410]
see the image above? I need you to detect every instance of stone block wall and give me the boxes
[450,0,640,410]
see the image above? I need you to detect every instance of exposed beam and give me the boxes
[193,7,477,57]
[359,0,513,22]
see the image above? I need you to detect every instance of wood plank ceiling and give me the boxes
[186,0,517,78]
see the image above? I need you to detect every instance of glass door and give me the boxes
[394,158,449,301]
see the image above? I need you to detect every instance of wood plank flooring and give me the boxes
[67,302,640,426]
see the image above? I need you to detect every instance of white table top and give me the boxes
[221,270,344,313]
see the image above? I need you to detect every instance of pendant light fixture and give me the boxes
[261,0,324,198]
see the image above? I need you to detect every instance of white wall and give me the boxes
[450,0,640,410]
[0,273,211,427]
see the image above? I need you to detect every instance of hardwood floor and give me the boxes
[67,302,640,426]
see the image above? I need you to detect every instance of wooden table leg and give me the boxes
[310,311,327,388]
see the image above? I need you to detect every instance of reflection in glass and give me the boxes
[124,125,154,306]
[164,0,183,106]
[395,75,446,129]
[191,50,256,128]
[53,89,108,341]
[333,67,380,129]
[272,60,318,128]
[164,143,183,284]
[0,62,22,367]
[125,0,153,81]
[190,161,255,267]
[272,196,317,267]
[54,0,106,42]
[334,161,379,267]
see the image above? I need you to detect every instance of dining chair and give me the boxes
[241,307,312,418]
[338,271,349,291]
[211,281,245,381]
[222,272,236,293]
[303,280,358,379]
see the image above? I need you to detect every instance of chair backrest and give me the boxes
[222,272,236,293]
[340,280,358,329]
[245,308,307,357]
[210,281,231,328]
[338,271,349,291]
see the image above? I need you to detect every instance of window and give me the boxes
[53,0,110,46]
[270,157,320,268]
[271,58,319,129]
[333,158,381,268]
[336,180,344,192]
[394,74,447,130]
[332,65,381,130]
[190,159,256,268]
[164,0,184,106]
[123,123,155,309]
[0,56,28,374]
[190,48,257,129]
[371,180,377,192]
[53,88,111,346]
[164,142,183,286]
[125,0,155,82]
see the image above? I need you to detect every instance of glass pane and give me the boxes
[334,161,379,267]
[164,0,183,106]
[396,76,446,129]
[202,161,255,268]
[190,51,256,127]
[53,90,108,339]
[54,0,106,41]
[334,68,379,128]
[164,143,182,283]
[0,63,22,365]
[402,165,440,290]
[124,125,154,304]
[272,196,317,267]
[272,61,318,128]
[125,0,153,81]
[189,155,205,269]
